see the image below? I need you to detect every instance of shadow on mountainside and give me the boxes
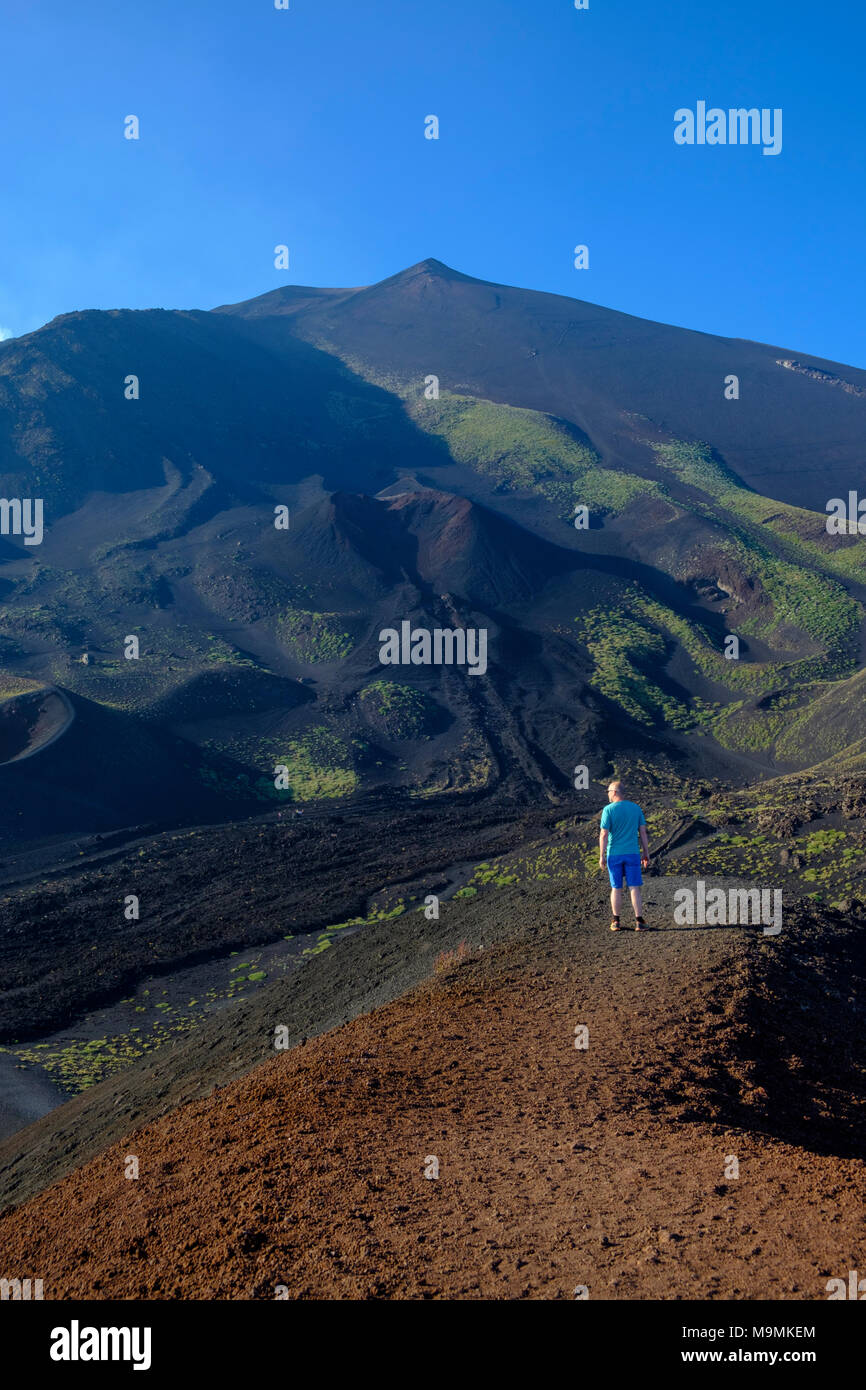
[703,901,866,1161]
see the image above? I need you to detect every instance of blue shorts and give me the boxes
[607,853,642,888]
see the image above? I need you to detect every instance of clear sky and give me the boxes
[1,0,864,365]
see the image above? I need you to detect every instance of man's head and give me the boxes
[607,780,624,802]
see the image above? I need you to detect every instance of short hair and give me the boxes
[608,780,624,795]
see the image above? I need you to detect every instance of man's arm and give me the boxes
[599,827,608,869]
[639,822,650,866]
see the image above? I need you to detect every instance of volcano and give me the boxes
[1,263,865,1301]
[0,256,863,844]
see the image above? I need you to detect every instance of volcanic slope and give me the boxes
[1,259,866,835]
[215,257,866,511]
[0,870,862,1300]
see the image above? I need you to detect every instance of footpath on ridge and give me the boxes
[1,873,862,1299]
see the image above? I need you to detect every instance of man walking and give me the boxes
[599,780,651,931]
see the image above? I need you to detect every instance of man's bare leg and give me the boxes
[630,885,643,919]
[610,885,622,920]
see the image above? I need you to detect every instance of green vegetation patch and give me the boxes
[8,1019,199,1094]
[409,391,655,517]
[578,600,719,730]
[649,440,860,659]
[360,679,431,739]
[278,608,356,663]
[265,727,359,802]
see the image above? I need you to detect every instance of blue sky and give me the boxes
[1,0,864,365]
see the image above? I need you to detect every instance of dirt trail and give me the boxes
[1,878,862,1300]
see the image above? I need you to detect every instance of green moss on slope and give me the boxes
[278,608,356,663]
[360,679,431,739]
[410,391,656,516]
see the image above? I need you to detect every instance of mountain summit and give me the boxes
[0,257,865,838]
[213,258,866,510]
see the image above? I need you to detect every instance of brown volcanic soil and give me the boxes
[1,876,863,1300]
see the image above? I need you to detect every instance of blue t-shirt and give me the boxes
[600,799,646,857]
